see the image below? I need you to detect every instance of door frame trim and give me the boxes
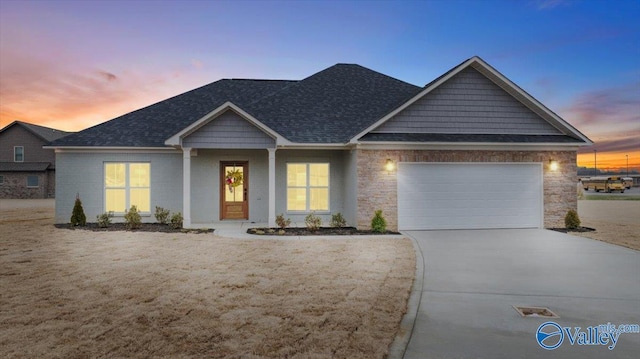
[220,161,249,220]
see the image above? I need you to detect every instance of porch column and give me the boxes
[182,147,192,229]
[268,148,276,227]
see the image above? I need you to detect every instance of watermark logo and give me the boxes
[537,322,564,350]
[536,321,640,350]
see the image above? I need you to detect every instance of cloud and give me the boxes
[98,70,117,82]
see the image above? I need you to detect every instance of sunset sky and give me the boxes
[1,0,638,172]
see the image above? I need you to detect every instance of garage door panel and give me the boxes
[398,163,542,230]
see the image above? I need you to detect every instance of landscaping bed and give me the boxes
[548,226,596,233]
[54,222,213,234]
[248,226,401,236]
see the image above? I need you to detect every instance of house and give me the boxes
[0,121,70,199]
[49,57,592,230]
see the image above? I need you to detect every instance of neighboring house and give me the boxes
[0,121,71,199]
[49,57,592,230]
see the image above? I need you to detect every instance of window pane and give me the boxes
[310,188,329,211]
[287,164,307,187]
[130,188,150,212]
[106,189,126,212]
[309,164,329,186]
[287,188,306,211]
[105,163,126,187]
[27,175,39,187]
[14,147,24,162]
[130,163,150,187]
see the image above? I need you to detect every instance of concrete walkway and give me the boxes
[402,229,640,358]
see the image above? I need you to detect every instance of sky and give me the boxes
[1,0,638,172]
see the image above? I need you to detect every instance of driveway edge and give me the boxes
[388,233,425,359]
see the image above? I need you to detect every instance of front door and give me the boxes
[220,162,248,220]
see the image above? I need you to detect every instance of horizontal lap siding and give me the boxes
[183,111,275,149]
[374,67,561,135]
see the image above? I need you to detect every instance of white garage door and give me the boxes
[398,163,542,230]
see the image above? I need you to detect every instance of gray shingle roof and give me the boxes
[359,133,585,143]
[245,64,422,143]
[0,121,71,143]
[51,79,297,147]
[0,162,52,172]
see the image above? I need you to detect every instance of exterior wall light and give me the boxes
[549,160,559,171]
[385,159,395,172]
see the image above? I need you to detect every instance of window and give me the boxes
[287,163,329,211]
[105,163,150,213]
[0,175,4,184]
[27,175,39,187]
[14,146,24,162]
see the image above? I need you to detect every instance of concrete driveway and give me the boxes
[403,229,640,358]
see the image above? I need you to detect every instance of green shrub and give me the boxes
[304,212,322,232]
[371,210,387,233]
[564,209,581,230]
[70,195,87,226]
[330,212,347,228]
[275,214,291,229]
[170,212,183,229]
[96,211,114,228]
[154,206,170,224]
[124,205,142,230]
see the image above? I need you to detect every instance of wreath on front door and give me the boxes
[225,169,243,193]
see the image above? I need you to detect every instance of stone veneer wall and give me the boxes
[356,149,577,231]
[0,171,53,199]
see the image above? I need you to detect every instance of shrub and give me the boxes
[371,210,387,233]
[96,211,114,228]
[275,214,291,229]
[70,195,87,226]
[330,212,347,228]
[154,206,170,224]
[124,205,142,230]
[565,209,581,230]
[304,212,321,232]
[170,212,184,229]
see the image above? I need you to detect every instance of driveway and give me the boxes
[403,229,640,358]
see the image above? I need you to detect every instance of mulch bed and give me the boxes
[248,226,400,236]
[549,226,596,233]
[54,223,213,234]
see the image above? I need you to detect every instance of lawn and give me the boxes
[0,203,415,358]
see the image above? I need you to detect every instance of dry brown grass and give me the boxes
[0,202,415,358]
[576,200,640,251]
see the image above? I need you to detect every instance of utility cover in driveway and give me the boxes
[397,163,542,230]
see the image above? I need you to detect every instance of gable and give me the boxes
[372,67,562,136]
[182,109,276,149]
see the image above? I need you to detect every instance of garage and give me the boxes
[397,163,543,230]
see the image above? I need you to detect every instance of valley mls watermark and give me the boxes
[536,321,640,350]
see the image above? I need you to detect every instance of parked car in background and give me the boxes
[582,176,625,193]
[622,177,633,189]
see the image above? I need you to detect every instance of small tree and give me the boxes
[330,212,347,228]
[371,210,387,233]
[304,212,321,232]
[124,205,142,230]
[275,214,291,229]
[565,209,581,230]
[70,194,87,226]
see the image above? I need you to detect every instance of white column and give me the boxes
[268,148,276,227]
[182,147,192,229]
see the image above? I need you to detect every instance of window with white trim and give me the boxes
[286,163,329,211]
[14,146,24,162]
[27,175,39,187]
[105,163,150,213]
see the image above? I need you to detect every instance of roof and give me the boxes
[0,121,71,143]
[51,79,297,147]
[0,162,52,172]
[49,58,591,148]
